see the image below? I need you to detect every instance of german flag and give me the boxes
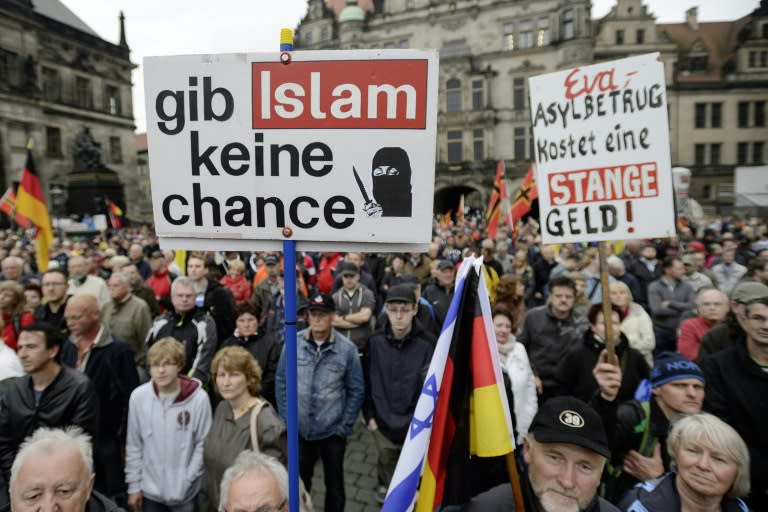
[415,260,514,510]
[16,148,53,272]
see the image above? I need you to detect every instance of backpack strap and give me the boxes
[249,397,268,452]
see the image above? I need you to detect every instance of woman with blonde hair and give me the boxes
[203,346,286,509]
[620,413,751,511]
[610,280,655,366]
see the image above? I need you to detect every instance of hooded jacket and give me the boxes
[125,376,212,506]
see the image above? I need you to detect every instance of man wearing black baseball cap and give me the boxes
[364,285,434,503]
[275,292,363,512]
[464,396,619,511]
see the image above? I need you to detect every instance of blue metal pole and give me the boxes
[282,239,299,512]
[279,28,299,512]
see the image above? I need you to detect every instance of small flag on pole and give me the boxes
[107,199,123,229]
[0,188,31,228]
[510,166,538,228]
[486,161,507,238]
[15,146,53,271]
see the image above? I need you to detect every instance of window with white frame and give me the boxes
[446,78,462,112]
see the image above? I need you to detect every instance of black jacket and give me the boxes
[221,331,280,405]
[554,330,649,404]
[203,280,236,345]
[516,304,589,400]
[462,475,620,512]
[701,336,768,511]
[61,328,139,444]
[146,308,218,383]
[363,319,434,444]
[87,490,126,512]
[0,366,99,485]
[619,473,749,512]
[697,314,743,361]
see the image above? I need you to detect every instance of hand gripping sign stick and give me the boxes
[279,28,301,512]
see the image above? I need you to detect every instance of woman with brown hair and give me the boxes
[0,281,34,351]
[202,346,286,509]
[493,274,527,333]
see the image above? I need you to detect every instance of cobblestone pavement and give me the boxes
[307,419,382,511]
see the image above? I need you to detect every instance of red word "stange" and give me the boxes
[251,60,428,129]
[549,162,659,205]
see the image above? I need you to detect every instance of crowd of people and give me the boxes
[0,211,765,512]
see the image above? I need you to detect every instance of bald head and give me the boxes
[64,295,101,339]
[696,288,729,323]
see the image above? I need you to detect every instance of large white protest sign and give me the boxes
[144,50,438,251]
[529,53,675,244]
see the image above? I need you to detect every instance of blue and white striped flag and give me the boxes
[381,258,474,512]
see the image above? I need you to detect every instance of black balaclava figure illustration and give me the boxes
[371,147,412,217]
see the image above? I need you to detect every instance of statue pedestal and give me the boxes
[66,169,125,217]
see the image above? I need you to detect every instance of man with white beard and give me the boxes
[463,396,619,512]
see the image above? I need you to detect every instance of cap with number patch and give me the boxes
[530,396,610,458]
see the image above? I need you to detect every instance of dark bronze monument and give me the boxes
[67,127,125,217]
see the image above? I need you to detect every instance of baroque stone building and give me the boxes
[595,0,768,213]
[0,0,144,221]
[299,0,768,214]
[297,0,594,213]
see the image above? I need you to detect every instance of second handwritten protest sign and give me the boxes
[529,53,675,244]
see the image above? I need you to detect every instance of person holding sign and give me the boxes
[592,351,705,502]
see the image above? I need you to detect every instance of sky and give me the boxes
[59,0,759,134]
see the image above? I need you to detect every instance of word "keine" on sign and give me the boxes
[548,162,658,205]
[251,60,428,129]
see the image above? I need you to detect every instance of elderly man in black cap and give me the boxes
[463,396,619,511]
[275,293,364,512]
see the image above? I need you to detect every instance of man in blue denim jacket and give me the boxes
[276,293,364,512]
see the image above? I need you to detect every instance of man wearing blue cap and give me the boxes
[592,351,705,502]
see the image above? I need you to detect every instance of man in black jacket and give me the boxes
[145,277,218,383]
[363,285,434,503]
[517,275,588,402]
[0,323,99,509]
[701,295,768,511]
[61,295,138,504]
[187,254,235,344]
